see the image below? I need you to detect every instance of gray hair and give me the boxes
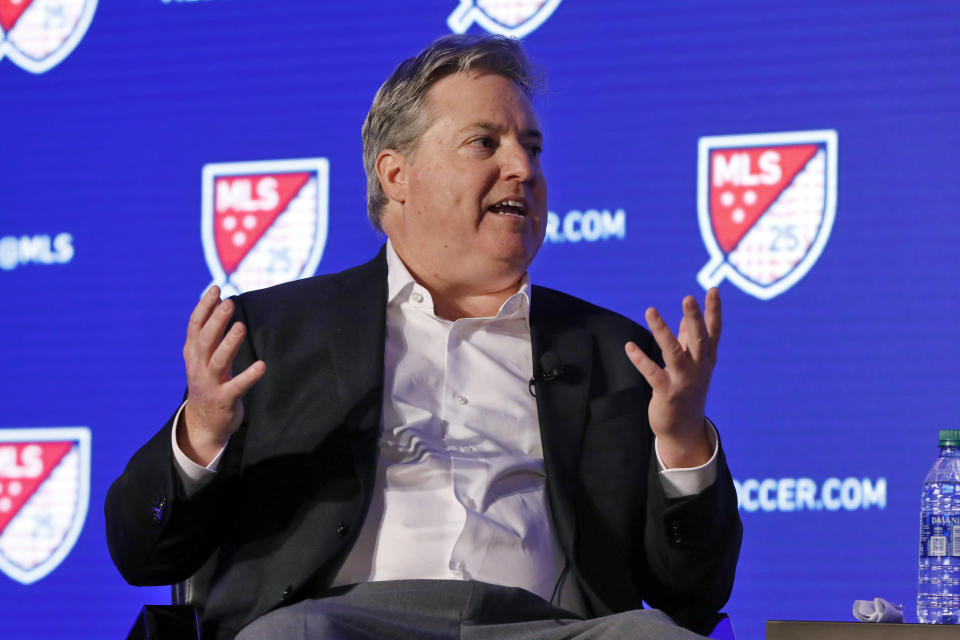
[361,34,542,231]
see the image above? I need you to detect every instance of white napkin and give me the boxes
[852,597,904,623]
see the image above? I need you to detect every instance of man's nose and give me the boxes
[501,142,535,182]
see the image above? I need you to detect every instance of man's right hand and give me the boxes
[179,286,266,466]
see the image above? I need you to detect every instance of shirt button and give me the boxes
[459,445,476,454]
[411,291,424,304]
[454,393,467,405]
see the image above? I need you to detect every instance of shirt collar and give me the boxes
[385,239,531,320]
[385,238,417,305]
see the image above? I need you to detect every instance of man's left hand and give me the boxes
[624,287,721,469]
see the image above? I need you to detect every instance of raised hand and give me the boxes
[179,286,266,466]
[624,287,721,469]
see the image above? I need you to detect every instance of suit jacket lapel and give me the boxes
[530,287,592,557]
[328,247,388,446]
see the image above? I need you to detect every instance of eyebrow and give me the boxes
[461,121,543,142]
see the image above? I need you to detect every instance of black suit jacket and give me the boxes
[106,248,741,639]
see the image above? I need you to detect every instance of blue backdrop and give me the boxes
[1,1,958,638]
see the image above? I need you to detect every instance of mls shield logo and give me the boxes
[0,428,90,584]
[448,0,562,38]
[697,130,838,300]
[0,0,98,73]
[202,158,329,296]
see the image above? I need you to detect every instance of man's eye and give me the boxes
[471,136,496,149]
[528,145,543,158]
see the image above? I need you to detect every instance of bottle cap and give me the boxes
[940,430,960,446]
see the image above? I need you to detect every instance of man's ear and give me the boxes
[376,149,408,204]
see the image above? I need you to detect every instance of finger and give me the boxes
[224,360,266,400]
[209,321,246,378]
[644,307,684,368]
[625,342,669,391]
[677,316,690,353]
[682,295,710,361]
[186,286,221,347]
[197,298,235,363]
[704,288,722,353]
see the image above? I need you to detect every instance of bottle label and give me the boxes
[921,515,960,557]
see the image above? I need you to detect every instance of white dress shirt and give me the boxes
[330,242,564,599]
[172,241,718,603]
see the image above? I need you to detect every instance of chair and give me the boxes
[125,564,211,640]
[125,604,200,640]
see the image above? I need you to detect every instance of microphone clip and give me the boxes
[528,351,565,398]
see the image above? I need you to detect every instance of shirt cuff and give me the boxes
[655,420,719,498]
[171,401,227,497]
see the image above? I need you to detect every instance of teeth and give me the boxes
[489,199,527,217]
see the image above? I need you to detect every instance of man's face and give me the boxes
[382,70,548,295]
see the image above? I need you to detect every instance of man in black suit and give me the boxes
[106,35,740,640]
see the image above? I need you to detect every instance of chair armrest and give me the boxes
[125,605,200,640]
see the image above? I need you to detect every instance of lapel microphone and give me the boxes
[528,351,566,397]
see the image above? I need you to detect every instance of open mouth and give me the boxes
[488,199,528,219]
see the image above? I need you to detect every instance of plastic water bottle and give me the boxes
[918,429,960,623]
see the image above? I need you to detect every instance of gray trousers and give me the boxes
[235,580,710,640]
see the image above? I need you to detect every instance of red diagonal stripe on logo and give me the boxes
[709,144,818,253]
[213,172,312,275]
[0,0,35,32]
[0,442,72,535]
